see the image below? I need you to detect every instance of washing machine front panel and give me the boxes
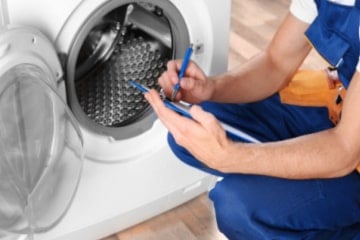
[7,0,82,42]
[6,0,230,164]
[0,26,84,237]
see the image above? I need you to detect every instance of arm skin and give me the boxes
[146,13,360,179]
[210,13,313,103]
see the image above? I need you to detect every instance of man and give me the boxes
[145,0,360,239]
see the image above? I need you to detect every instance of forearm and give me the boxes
[210,52,291,103]
[222,128,357,179]
[209,13,312,104]
[226,72,360,179]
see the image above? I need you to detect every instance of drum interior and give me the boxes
[75,3,171,127]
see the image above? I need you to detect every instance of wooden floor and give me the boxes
[102,0,325,239]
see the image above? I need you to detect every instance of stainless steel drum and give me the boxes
[66,1,189,139]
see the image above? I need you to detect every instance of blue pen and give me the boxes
[128,79,150,93]
[128,79,192,118]
[170,45,193,101]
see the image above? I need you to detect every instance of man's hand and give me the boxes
[158,60,215,103]
[145,89,233,171]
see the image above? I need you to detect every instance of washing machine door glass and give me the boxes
[0,64,84,237]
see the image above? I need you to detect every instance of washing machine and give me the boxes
[0,0,231,239]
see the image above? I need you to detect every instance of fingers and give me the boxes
[145,89,208,147]
[144,89,188,137]
[144,89,172,119]
[180,76,195,91]
[158,60,202,100]
[145,88,230,169]
[158,60,179,98]
[190,105,227,140]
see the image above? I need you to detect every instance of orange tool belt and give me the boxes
[279,69,345,125]
[279,69,360,173]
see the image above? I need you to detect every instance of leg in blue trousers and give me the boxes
[167,94,360,239]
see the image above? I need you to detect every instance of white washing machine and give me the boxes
[0,0,230,239]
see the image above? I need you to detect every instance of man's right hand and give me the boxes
[158,60,215,103]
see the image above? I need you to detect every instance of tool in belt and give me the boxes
[279,68,346,125]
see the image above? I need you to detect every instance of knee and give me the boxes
[167,132,194,164]
[209,175,262,239]
[167,132,208,170]
[209,174,360,239]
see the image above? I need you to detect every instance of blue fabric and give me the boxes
[167,94,360,239]
[209,173,360,240]
[305,0,360,88]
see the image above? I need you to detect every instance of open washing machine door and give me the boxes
[0,21,84,239]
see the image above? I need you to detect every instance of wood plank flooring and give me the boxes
[102,0,325,239]
[106,195,226,240]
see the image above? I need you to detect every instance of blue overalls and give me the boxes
[167,0,360,239]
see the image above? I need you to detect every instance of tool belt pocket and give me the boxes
[279,69,346,125]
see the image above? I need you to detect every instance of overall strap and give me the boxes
[305,0,359,88]
[355,0,360,8]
